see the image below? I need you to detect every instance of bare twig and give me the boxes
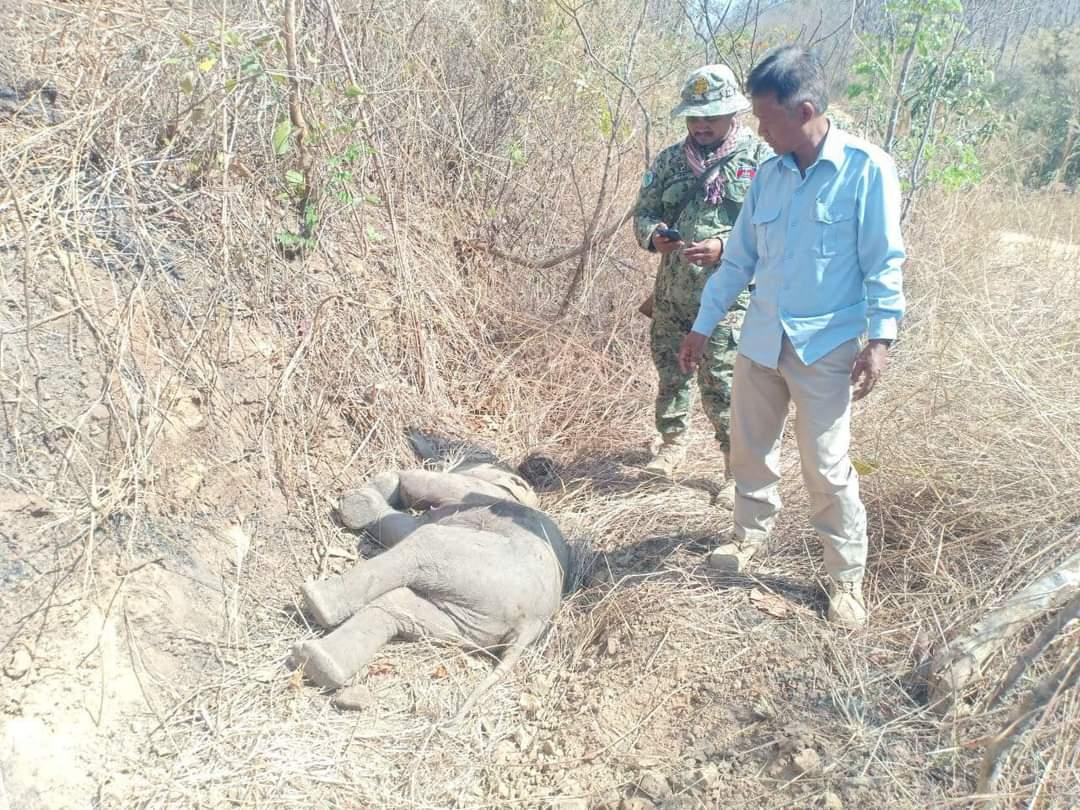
[284,0,314,241]
[883,13,924,154]
[983,592,1080,711]
[0,166,37,366]
[976,650,1080,802]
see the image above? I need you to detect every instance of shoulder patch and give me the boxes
[736,167,756,180]
[641,170,655,188]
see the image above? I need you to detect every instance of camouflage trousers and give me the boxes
[649,300,745,450]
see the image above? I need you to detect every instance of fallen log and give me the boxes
[926,549,1080,711]
[983,592,1080,711]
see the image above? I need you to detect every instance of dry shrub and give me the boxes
[0,0,670,504]
[3,1,1079,808]
[853,184,1080,803]
[861,185,1080,586]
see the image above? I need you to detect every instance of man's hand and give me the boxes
[682,238,724,266]
[651,223,683,255]
[678,331,709,374]
[850,340,890,401]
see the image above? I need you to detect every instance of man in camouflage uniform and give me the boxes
[633,65,772,486]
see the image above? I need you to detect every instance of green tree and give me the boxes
[1019,27,1080,186]
[846,0,1000,213]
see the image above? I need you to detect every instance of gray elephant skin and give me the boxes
[290,461,572,714]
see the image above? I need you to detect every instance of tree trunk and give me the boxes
[884,13,924,154]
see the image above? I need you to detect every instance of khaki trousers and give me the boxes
[729,336,866,582]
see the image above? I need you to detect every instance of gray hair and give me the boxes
[747,45,829,114]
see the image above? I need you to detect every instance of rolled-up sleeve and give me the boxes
[692,180,759,335]
[633,159,667,251]
[858,157,906,340]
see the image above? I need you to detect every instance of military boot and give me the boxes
[707,536,761,572]
[826,579,868,628]
[644,434,687,478]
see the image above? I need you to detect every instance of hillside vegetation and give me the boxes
[1,1,1077,808]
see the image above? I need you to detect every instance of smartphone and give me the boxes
[656,226,683,241]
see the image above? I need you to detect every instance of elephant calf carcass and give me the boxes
[291,462,571,712]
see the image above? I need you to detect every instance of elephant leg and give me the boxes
[291,588,461,689]
[291,597,400,689]
[397,470,507,511]
[368,471,402,503]
[338,483,422,546]
[301,541,420,627]
[385,588,463,642]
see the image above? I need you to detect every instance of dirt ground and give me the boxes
[0,410,937,810]
[2,244,1073,810]
[1,121,1077,810]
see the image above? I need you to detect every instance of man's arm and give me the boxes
[858,156,906,341]
[684,139,770,268]
[678,179,761,373]
[850,154,906,400]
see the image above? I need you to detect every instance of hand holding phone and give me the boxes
[652,224,683,255]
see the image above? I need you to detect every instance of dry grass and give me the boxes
[1,1,1078,809]
[852,186,1080,806]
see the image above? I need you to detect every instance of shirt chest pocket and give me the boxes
[751,206,781,261]
[813,198,856,257]
[660,177,695,210]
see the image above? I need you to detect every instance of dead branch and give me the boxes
[926,547,1080,711]
[0,166,36,365]
[984,591,1080,711]
[975,650,1080,803]
[884,13,924,154]
[552,0,650,313]
[283,0,313,241]
[466,202,634,270]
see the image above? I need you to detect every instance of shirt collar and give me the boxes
[817,121,847,167]
[777,119,846,174]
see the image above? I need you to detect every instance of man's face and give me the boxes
[751,92,803,154]
[685,114,735,149]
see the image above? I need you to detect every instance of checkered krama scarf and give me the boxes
[683,121,742,205]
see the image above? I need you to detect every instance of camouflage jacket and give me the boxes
[633,128,772,316]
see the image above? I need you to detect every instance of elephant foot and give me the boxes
[301,578,354,628]
[368,472,401,502]
[290,640,352,689]
[337,487,393,530]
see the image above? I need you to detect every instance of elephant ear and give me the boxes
[455,462,539,508]
[493,473,539,509]
[407,428,498,469]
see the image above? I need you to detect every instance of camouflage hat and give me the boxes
[670,64,750,119]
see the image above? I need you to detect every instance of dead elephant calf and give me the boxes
[290,462,571,714]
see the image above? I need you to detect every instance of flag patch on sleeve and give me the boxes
[736,167,756,179]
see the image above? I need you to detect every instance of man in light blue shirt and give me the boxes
[677,45,905,627]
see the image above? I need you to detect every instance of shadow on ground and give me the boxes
[549,446,728,505]
[578,528,827,615]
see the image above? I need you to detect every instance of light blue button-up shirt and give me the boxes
[691,124,905,368]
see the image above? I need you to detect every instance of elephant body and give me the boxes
[291,462,570,711]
